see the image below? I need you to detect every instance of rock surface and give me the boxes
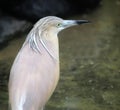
[0,16,27,44]
[0,0,101,22]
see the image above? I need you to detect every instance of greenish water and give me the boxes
[0,0,120,109]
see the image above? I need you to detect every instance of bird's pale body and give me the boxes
[9,17,60,110]
[9,31,59,110]
[9,16,89,110]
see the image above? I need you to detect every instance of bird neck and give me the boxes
[26,29,59,61]
[41,31,59,60]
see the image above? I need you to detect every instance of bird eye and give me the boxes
[57,23,62,27]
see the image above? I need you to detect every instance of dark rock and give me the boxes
[0,0,101,22]
[0,17,26,43]
[0,12,31,48]
[0,0,69,22]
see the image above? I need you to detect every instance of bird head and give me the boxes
[27,16,90,59]
[34,16,90,34]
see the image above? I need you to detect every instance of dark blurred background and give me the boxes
[0,0,101,45]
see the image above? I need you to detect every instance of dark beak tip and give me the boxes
[76,20,91,25]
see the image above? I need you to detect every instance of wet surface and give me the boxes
[0,0,120,109]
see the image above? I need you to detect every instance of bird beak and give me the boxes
[63,20,90,29]
[75,20,91,25]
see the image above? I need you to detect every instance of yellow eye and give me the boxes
[57,23,62,27]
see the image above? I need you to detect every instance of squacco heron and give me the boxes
[9,16,89,110]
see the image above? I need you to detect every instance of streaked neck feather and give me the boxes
[26,29,57,60]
